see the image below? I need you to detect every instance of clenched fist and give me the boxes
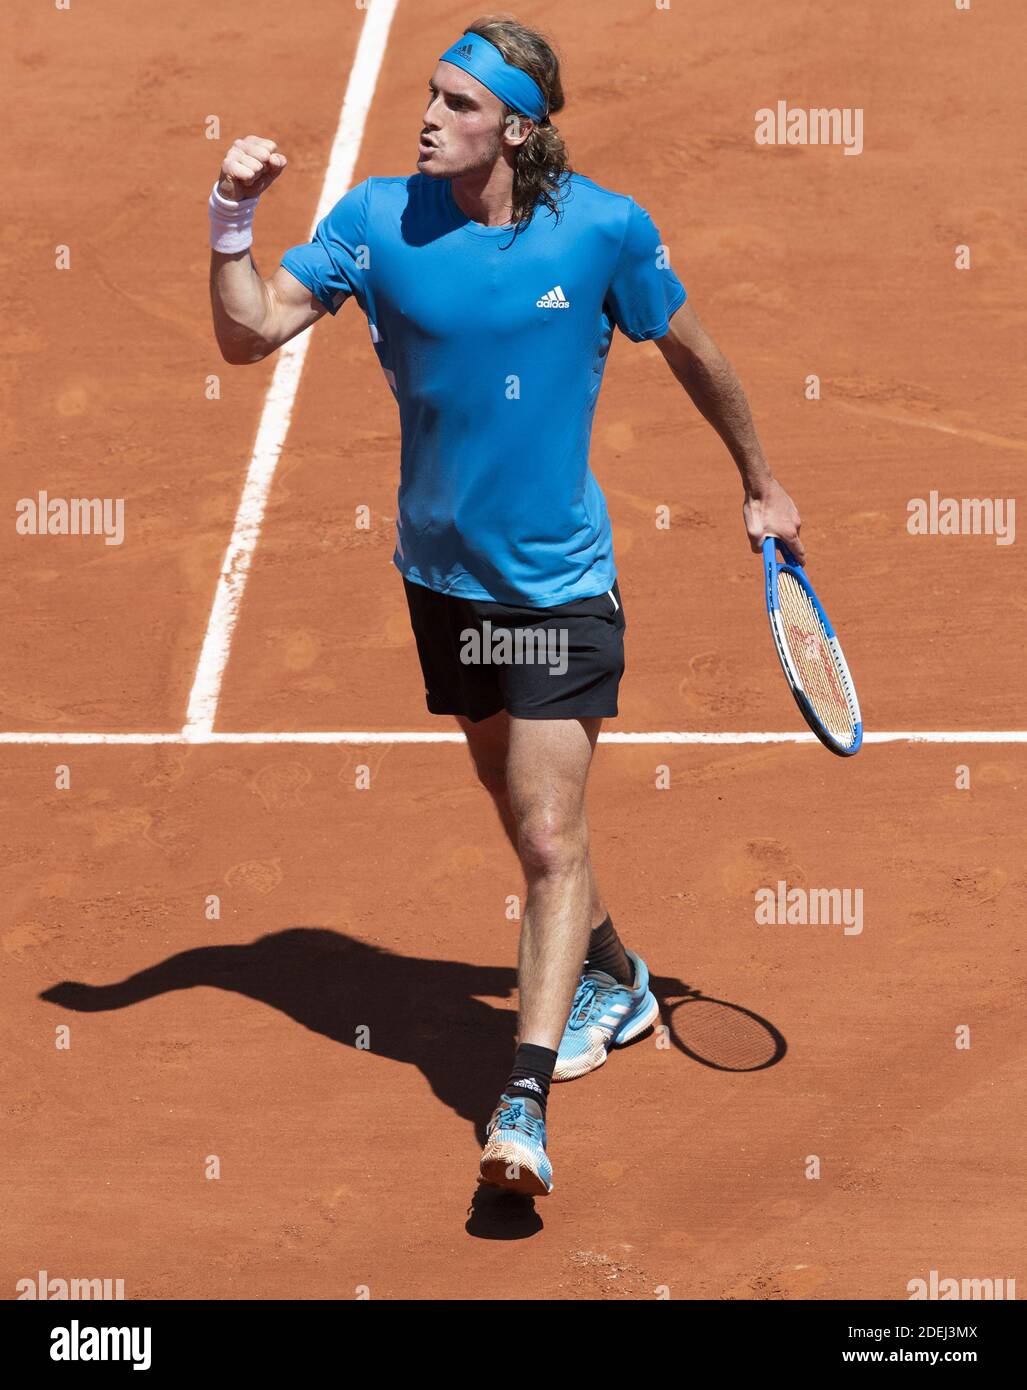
[217,135,287,201]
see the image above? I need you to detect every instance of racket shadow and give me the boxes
[650,975,787,1072]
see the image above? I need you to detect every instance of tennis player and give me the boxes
[209,16,803,1197]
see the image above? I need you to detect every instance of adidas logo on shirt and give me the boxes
[536,285,570,309]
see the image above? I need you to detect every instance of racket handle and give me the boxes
[763,534,802,568]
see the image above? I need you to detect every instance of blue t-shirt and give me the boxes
[281,172,686,606]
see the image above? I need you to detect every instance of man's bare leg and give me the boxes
[474,713,649,1192]
[504,716,602,1051]
[457,711,606,935]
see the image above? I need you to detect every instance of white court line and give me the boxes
[183,0,400,739]
[0,732,1025,746]
[832,399,1027,453]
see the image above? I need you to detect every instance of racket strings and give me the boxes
[777,573,856,742]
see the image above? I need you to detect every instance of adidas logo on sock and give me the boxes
[512,1077,544,1095]
[456,43,474,58]
[536,285,570,308]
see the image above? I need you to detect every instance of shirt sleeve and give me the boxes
[279,178,372,315]
[604,198,687,342]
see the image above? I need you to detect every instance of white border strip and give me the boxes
[0,732,1024,746]
[183,0,400,739]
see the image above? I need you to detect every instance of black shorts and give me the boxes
[403,577,627,722]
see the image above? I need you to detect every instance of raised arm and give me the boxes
[655,302,805,562]
[209,135,329,365]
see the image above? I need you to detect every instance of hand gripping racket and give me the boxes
[762,536,862,756]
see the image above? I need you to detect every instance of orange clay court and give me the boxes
[1,0,1024,1300]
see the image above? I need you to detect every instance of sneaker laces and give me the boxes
[494,1099,541,1139]
[567,976,600,1030]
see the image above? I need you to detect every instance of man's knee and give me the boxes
[516,805,588,877]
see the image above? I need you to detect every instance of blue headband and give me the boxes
[438,31,548,122]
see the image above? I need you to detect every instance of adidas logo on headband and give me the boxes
[443,31,548,123]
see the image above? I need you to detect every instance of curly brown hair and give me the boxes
[465,15,573,237]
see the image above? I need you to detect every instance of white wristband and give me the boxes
[208,181,259,253]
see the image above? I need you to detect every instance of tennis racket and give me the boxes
[762,536,862,756]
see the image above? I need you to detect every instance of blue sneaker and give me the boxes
[554,949,660,1081]
[479,1094,554,1196]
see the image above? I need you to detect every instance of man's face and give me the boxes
[418,61,507,178]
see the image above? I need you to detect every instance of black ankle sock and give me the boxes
[505,1043,557,1117]
[584,914,634,985]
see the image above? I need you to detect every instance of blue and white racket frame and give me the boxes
[762,536,863,757]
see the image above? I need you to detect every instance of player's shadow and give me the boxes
[39,929,788,1239]
[39,927,520,1146]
